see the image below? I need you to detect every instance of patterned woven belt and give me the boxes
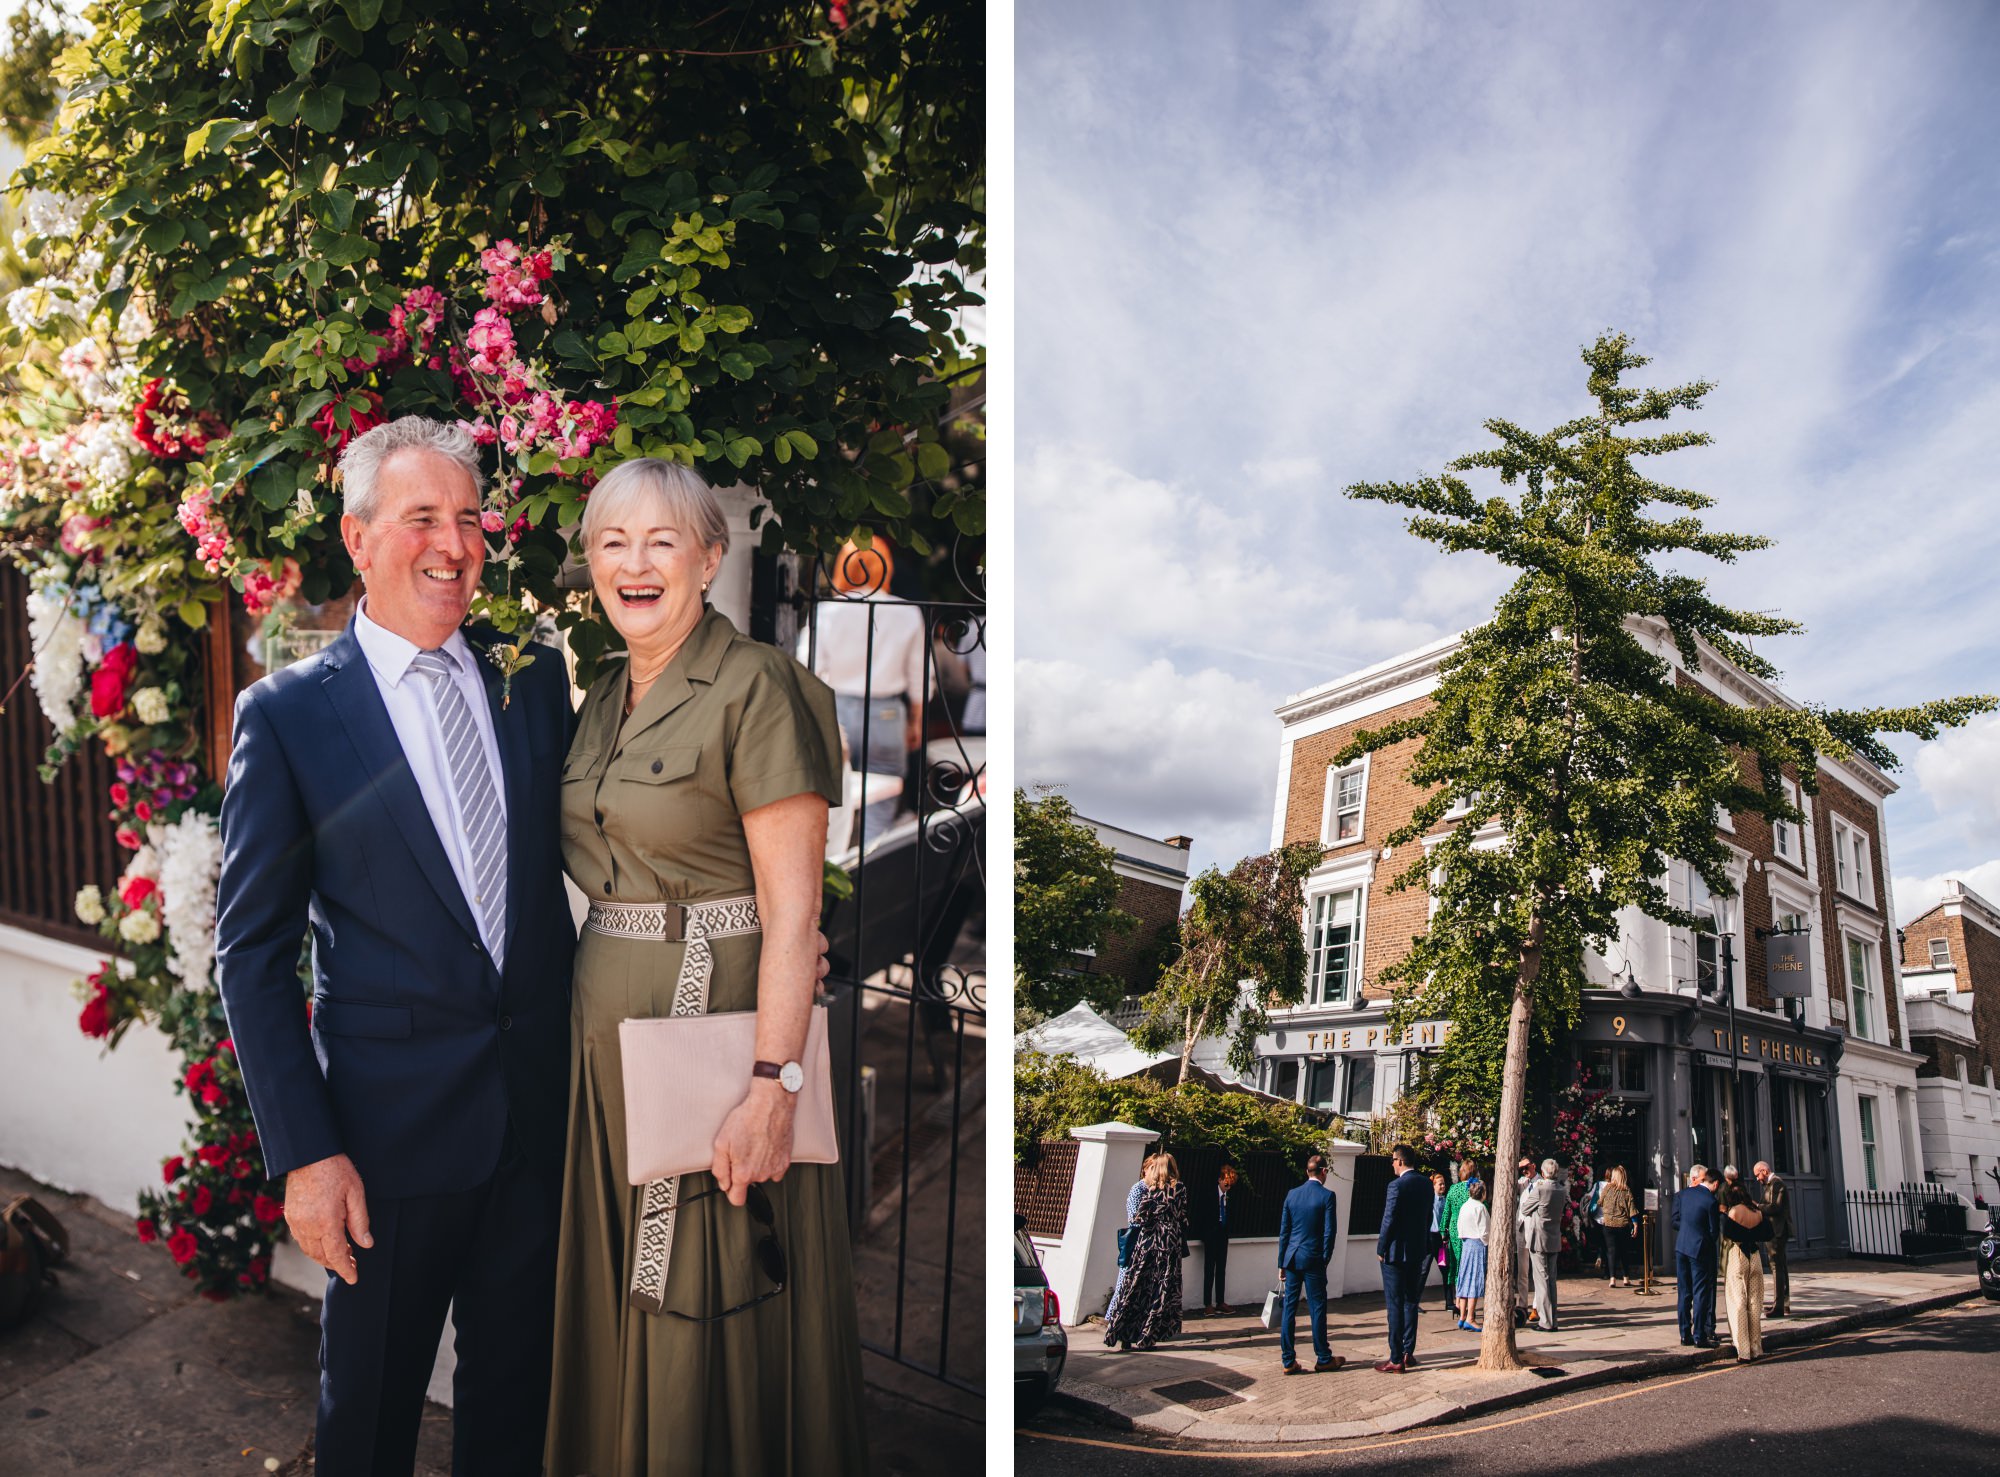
[617,893,762,1315]
[585,896,761,943]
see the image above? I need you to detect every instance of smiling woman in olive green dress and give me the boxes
[544,458,869,1476]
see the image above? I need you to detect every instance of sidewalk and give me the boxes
[0,1166,980,1474]
[1055,1259,1983,1443]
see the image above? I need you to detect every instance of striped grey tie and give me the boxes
[411,649,506,968]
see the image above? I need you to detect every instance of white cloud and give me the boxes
[1912,713,2000,841]
[1895,859,2000,928]
[1017,657,1280,876]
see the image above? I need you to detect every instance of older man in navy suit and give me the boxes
[1673,1163,1723,1348]
[216,420,578,1476]
[1376,1143,1435,1372]
[1275,1154,1343,1374]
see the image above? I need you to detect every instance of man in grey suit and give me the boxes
[1518,1158,1567,1332]
[1754,1161,1793,1317]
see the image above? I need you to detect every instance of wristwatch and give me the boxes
[753,1059,805,1093]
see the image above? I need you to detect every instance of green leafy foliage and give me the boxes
[1013,1050,1331,1168]
[1127,843,1321,1082]
[1013,787,1136,1021]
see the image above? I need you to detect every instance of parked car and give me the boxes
[1014,1213,1066,1413]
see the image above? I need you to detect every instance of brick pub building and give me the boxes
[1249,618,1924,1262]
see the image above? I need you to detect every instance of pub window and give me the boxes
[1618,1046,1648,1094]
[1846,936,1875,1042]
[1772,778,1802,863]
[1305,1058,1340,1111]
[1307,889,1361,1005]
[1324,763,1365,845]
[1583,1045,1614,1091]
[1342,1053,1377,1115]
[1930,937,1952,969]
[1270,1058,1302,1103]
[1859,1094,1880,1191]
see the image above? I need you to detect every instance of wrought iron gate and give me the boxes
[784,540,985,1397]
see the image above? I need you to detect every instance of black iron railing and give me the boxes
[1845,1183,1973,1261]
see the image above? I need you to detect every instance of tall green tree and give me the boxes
[1340,331,1995,1371]
[1013,787,1135,1021]
[1129,843,1320,1084]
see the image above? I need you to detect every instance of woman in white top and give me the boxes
[1454,1181,1491,1331]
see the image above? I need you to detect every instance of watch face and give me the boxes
[779,1061,805,1093]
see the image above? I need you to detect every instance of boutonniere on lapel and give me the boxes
[465,627,535,709]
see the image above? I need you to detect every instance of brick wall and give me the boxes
[1282,695,1435,1000]
[1901,907,2000,1080]
[1811,769,1900,1046]
[1092,871,1185,992]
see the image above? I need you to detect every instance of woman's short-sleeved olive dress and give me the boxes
[545,608,870,1477]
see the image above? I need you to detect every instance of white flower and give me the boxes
[74,885,105,925]
[130,686,171,726]
[6,284,54,333]
[134,620,167,655]
[117,908,161,945]
[72,416,136,491]
[24,583,85,734]
[156,811,224,989]
[21,190,87,243]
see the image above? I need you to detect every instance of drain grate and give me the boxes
[1153,1378,1249,1411]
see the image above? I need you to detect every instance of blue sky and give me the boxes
[1016,1,2000,921]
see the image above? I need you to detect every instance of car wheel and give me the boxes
[1016,1381,1051,1417]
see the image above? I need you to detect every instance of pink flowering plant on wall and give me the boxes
[1,0,980,1299]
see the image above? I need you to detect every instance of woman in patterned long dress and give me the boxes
[544,459,869,1476]
[1103,1153,1188,1350]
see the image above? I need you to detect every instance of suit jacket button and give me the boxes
[603,880,612,895]
[651,759,663,774]
[499,1015,513,1031]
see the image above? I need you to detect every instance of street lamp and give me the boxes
[1619,962,1642,999]
[1700,912,1744,1175]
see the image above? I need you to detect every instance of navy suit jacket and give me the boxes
[214,622,576,1200]
[1276,1179,1338,1270]
[1672,1184,1721,1258]
[1377,1168,1435,1262]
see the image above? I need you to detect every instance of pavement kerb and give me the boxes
[1049,1284,1989,1444]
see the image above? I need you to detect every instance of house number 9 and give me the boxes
[1612,1016,1628,1036]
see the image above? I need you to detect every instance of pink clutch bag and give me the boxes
[619,1003,839,1184]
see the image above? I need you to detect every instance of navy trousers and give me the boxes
[315,1131,559,1477]
[1676,1250,1717,1343]
[1381,1258,1425,1362]
[1278,1263,1330,1367]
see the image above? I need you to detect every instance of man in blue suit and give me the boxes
[1672,1163,1722,1348]
[1275,1154,1343,1373]
[1376,1143,1435,1372]
[216,419,580,1476]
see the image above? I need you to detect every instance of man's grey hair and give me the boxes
[1541,1158,1559,1177]
[1753,1161,1772,1175]
[580,457,731,556]
[1688,1164,1707,1185]
[340,416,485,523]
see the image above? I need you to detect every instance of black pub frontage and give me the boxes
[1573,992,1847,1265]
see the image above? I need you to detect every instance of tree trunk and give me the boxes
[1178,1003,1210,1084]
[1478,912,1545,1372]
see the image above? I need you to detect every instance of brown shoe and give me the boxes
[1216,1303,1233,1315]
[1373,1360,1405,1374]
[1313,1357,1345,1372]
[1282,1362,1306,1376]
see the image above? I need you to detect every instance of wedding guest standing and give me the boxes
[1754,1160,1793,1317]
[1104,1154,1189,1351]
[1274,1155,1342,1374]
[1201,1163,1239,1314]
[1518,1158,1566,1332]
[1454,1180,1491,1331]
[546,459,867,1475]
[1599,1166,1637,1287]
[1673,1164,1721,1349]
[1375,1145,1433,1372]
[1719,1181,1768,1362]
[1440,1157,1478,1309]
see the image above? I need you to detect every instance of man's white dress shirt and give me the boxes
[801,592,933,702]
[353,601,509,962]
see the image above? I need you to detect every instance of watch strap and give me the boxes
[752,1060,785,1080]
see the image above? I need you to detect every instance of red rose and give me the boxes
[248,1255,270,1285]
[190,1185,213,1215]
[116,827,143,850]
[311,393,385,452]
[219,1038,235,1056]
[78,981,114,1039]
[167,1228,199,1265]
[197,1142,229,1167]
[252,1194,284,1226]
[227,1187,246,1207]
[132,378,225,460]
[184,1060,213,1094]
[136,1218,158,1244]
[201,1082,227,1108]
[120,875,158,909]
[90,641,139,719]
[162,1155,184,1184]
[109,781,130,808]
[134,799,154,822]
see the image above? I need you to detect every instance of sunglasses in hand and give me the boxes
[662,1182,788,1323]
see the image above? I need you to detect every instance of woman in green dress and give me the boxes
[545,458,870,1476]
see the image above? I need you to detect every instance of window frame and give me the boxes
[1305,886,1364,1007]
[1858,1094,1880,1192]
[1930,936,1953,969]
[1845,933,1877,1042]
[1831,815,1874,905]
[1321,758,1368,849]
[1771,777,1802,865]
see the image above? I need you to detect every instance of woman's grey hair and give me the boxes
[580,458,730,556]
[340,417,485,523]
